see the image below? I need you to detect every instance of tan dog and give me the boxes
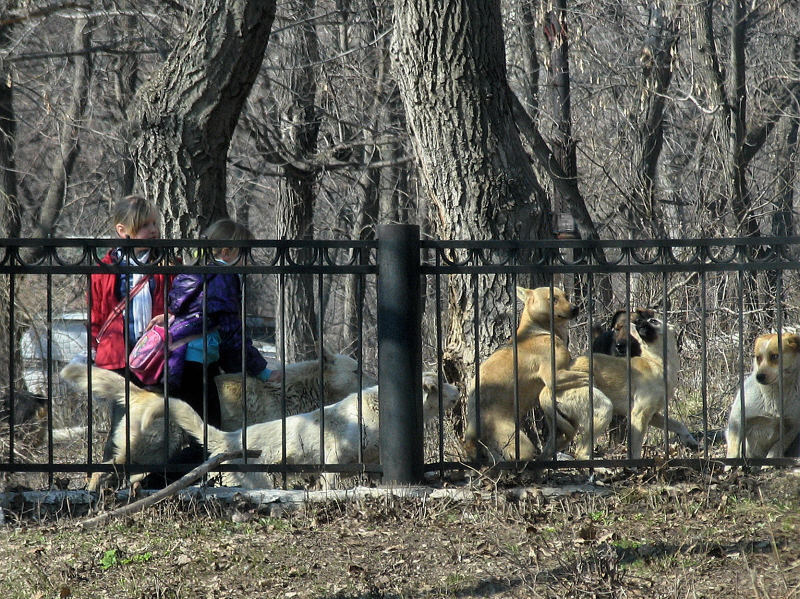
[726,333,800,459]
[594,309,697,450]
[135,372,459,490]
[543,315,681,459]
[464,286,611,462]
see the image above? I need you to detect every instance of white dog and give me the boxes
[136,372,460,489]
[216,349,375,430]
[726,333,800,459]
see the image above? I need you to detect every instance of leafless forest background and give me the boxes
[0,1,799,467]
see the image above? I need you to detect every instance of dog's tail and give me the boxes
[60,362,160,452]
[60,362,133,402]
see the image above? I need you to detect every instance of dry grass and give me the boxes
[1,467,799,598]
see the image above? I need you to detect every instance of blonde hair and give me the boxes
[203,218,253,242]
[112,195,158,235]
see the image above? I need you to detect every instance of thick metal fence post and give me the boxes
[377,224,423,484]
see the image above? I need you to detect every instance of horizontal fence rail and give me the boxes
[1,231,800,493]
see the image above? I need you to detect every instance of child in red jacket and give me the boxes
[89,195,171,472]
[90,194,169,387]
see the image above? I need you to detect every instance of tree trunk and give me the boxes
[111,14,140,198]
[518,0,540,120]
[0,24,21,239]
[392,0,551,386]
[130,1,277,237]
[33,17,92,239]
[0,23,19,389]
[726,0,757,238]
[631,4,678,238]
[544,3,577,223]
[274,0,321,362]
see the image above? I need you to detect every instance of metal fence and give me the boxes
[2,226,800,492]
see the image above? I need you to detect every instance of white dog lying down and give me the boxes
[134,372,459,489]
[60,349,369,490]
[726,333,800,460]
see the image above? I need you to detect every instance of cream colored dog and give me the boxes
[726,333,800,459]
[59,363,187,491]
[542,315,684,459]
[216,349,375,431]
[60,350,371,490]
[135,372,459,489]
[464,286,612,462]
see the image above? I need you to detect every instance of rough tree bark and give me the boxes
[111,13,139,198]
[33,16,92,239]
[392,0,551,386]
[0,23,21,239]
[0,22,20,389]
[697,0,758,237]
[130,1,277,237]
[630,4,679,238]
[544,2,576,224]
[274,0,321,362]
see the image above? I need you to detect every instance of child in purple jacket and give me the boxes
[164,219,280,427]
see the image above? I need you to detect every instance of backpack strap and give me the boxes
[95,274,152,344]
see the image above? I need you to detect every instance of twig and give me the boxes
[77,449,261,529]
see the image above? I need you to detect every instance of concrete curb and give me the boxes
[0,482,612,521]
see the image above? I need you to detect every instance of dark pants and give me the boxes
[173,360,223,428]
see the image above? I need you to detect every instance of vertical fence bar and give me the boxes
[700,269,709,460]
[625,261,632,459]
[472,264,482,456]
[377,224,422,484]
[434,251,444,479]
[587,269,595,462]
[46,271,54,486]
[279,249,287,488]
[511,252,519,460]
[240,249,249,467]
[7,273,14,464]
[662,269,669,457]
[86,272,94,468]
[317,264,325,469]
[161,257,170,468]
[737,268,745,463]
[357,248,366,474]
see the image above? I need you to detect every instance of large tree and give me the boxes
[392,0,553,384]
[130,1,278,237]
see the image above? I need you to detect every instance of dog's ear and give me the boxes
[609,310,626,328]
[322,346,335,364]
[784,334,800,353]
[753,334,771,353]
[515,286,530,304]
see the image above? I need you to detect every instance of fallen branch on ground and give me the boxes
[77,449,261,529]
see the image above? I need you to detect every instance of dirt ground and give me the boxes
[1,466,799,598]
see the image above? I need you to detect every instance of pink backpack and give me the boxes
[128,325,168,385]
[129,325,199,385]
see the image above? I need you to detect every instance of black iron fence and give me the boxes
[2,226,800,492]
